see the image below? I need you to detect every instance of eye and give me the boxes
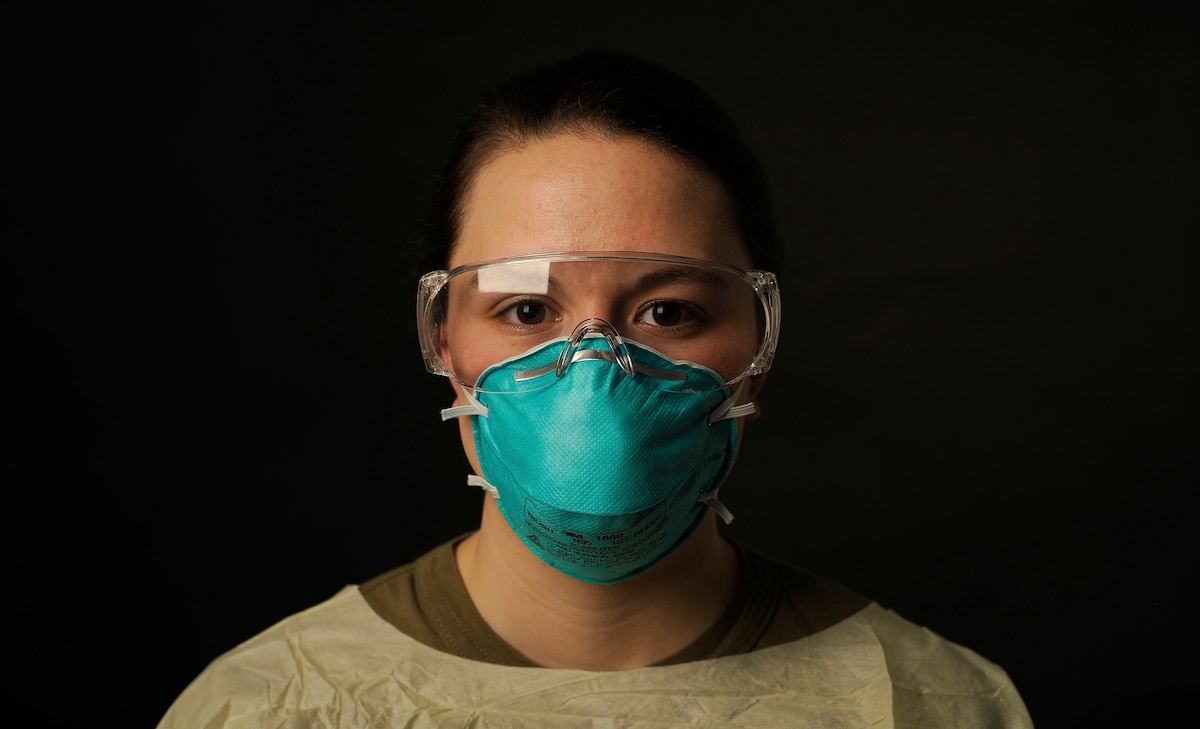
[500,299,557,327]
[638,301,696,328]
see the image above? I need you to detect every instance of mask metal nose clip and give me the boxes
[557,318,636,379]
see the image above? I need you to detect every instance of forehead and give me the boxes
[452,134,748,270]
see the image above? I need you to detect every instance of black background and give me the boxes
[7,2,1196,726]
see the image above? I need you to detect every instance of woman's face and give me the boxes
[444,133,765,474]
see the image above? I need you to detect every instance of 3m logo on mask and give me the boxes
[522,496,669,572]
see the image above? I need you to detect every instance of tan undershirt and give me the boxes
[360,534,870,667]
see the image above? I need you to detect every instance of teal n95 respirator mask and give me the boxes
[442,323,754,584]
[417,252,781,584]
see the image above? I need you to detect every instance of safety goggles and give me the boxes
[417,251,780,393]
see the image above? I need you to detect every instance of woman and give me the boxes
[159,51,1033,728]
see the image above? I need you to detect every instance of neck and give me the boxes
[455,497,740,670]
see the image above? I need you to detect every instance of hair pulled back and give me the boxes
[416,51,782,274]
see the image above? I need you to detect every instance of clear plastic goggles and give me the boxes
[417,251,781,393]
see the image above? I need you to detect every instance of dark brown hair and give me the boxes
[414,51,782,274]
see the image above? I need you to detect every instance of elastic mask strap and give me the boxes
[441,387,487,421]
[708,378,755,424]
[699,490,735,525]
[467,474,500,499]
[697,379,753,526]
[447,394,499,500]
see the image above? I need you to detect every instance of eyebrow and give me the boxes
[544,266,729,295]
[462,264,730,294]
[631,266,729,289]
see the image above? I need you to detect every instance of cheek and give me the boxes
[444,327,545,385]
[459,410,483,475]
[448,381,484,476]
[689,323,761,383]
[441,321,493,385]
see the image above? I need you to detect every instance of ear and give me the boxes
[743,373,768,422]
[439,336,466,406]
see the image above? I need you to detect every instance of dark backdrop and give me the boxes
[8,3,1196,726]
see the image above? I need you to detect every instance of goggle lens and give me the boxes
[417,253,779,393]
